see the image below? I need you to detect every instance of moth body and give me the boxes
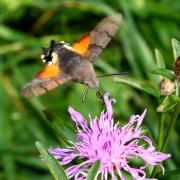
[42,42,99,89]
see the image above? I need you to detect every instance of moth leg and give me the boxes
[82,85,90,103]
[96,91,105,105]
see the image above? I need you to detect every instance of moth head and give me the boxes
[40,40,73,65]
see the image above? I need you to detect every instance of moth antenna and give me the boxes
[50,40,56,47]
[97,72,128,78]
[82,85,90,103]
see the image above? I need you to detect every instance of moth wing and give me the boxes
[72,34,90,56]
[21,75,72,98]
[87,13,122,63]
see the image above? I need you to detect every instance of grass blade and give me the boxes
[114,76,160,97]
[151,68,175,80]
[155,49,166,69]
[35,141,68,180]
[172,38,180,61]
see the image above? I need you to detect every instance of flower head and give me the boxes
[49,93,171,180]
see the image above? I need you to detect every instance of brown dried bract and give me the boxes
[174,56,180,80]
[159,78,175,96]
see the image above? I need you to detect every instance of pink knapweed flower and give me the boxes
[49,93,171,180]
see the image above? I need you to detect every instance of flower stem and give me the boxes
[151,103,180,178]
[161,104,180,152]
[151,113,165,177]
[157,113,165,150]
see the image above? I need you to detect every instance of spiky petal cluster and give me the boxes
[49,93,171,180]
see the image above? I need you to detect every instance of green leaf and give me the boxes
[151,68,175,80]
[114,76,160,97]
[172,38,180,61]
[155,49,166,69]
[157,95,180,112]
[87,161,100,180]
[157,169,180,179]
[35,141,68,180]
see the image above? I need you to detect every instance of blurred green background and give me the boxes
[0,0,180,179]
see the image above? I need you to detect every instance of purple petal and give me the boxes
[127,167,146,180]
[66,165,80,178]
[104,92,116,119]
[68,107,87,129]
[135,109,147,131]
[74,168,88,180]
[49,148,74,155]
[49,148,74,157]
[49,147,77,165]
[129,114,140,126]
[61,154,77,165]
[140,150,171,165]
[128,109,147,130]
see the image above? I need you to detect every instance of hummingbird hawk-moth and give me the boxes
[21,14,122,98]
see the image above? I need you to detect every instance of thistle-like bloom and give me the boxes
[49,93,171,180]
